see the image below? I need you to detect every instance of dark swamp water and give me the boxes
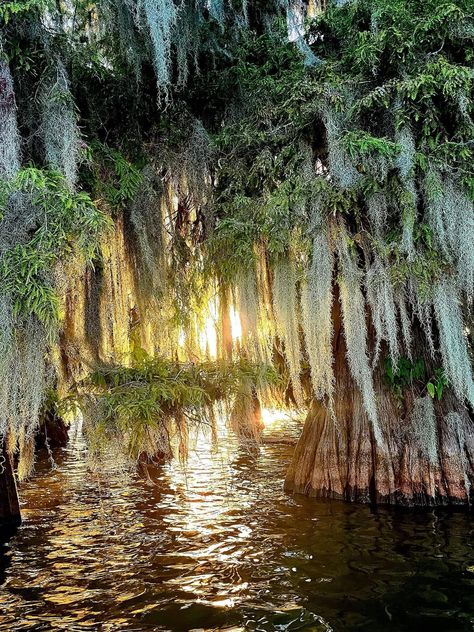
[1,413,474,632]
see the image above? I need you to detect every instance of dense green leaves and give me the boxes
[74,354,279,461]
[0,169,110,334]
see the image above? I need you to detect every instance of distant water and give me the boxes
[1,413,473,631]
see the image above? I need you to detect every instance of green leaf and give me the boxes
[427,382,435,398]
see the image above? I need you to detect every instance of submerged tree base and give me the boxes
[284,399,474,507]
[285,295,474,507]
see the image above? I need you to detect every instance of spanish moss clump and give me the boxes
[423,169,445,252]
[400,178,417,258]
[0,164,108,474]
[0,317,48,477]
[272,259,304,405]
[301,231,334,403]
[0,56,21,178]
[237,268,260,347]
[324,108,361,190]
[137,0,178,95]
[228,374,263,443]
[41,62,81,188]
[433,280,474,407]
[395,125,416,180]
[17,429,36,482]
[0,294,14,438]
[396,292,413,359]
[408,279,436,358]
[424,173,474,300]
[101,0,143,80]
[337,227,381,443]
[175,2,202,87]
[254,243,276,365]
[163,117,212,206]
[129,166,166,297]
[443,180,474,300]
[367,191,388,238]
[411,395,438,465]
[366,256,399,365]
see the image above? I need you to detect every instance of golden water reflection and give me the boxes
[1,413,473,631]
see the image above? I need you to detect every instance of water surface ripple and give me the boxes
[1,415,473,631]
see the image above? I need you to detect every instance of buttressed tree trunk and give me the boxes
[285,288,474,506]
[0,441,21,528]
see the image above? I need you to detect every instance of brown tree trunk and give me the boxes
[0,441,21,528]
[285,290,474,506]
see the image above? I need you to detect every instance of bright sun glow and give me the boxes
[199,301,218,359]
[261,408,290,429]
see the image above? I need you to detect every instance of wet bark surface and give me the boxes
[285,290,474,506]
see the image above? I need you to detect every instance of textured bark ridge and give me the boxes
[0,442,21,528]
[285,293,474,506]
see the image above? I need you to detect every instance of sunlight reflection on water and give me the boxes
[0,412,473,631]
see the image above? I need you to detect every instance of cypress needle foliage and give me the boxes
[73,354,278,465]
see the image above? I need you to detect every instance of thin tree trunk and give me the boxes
[285,288,474,506]
[0,441,21,528]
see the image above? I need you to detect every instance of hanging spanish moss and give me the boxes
[433,279,474,408]
[366,191,388,238]
[137,0,178,95]
[40,61,80,189]
[0,315,48,479]
[237,267,260,348]
[0,54,20,179]
[395,126,416,181]
[324,107,361,190]
[301,230,334,403]
[272,258,304,406]
[366,255,399,365]
[396,291,413,359]
[128,166,166,298]
[337,225,381,444]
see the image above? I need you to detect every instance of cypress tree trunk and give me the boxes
[285,290,474,506]
[0,442,21,527]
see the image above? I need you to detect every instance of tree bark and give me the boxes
[285,289,474,506]
[0,441,21,528]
